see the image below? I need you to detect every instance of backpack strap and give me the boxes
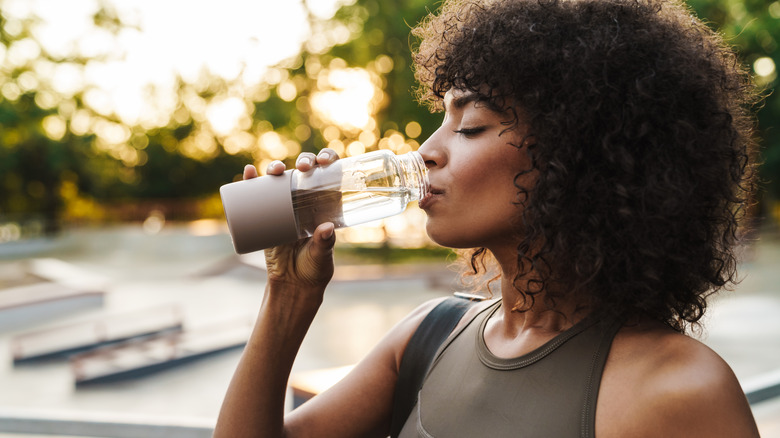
[389,293,482,438]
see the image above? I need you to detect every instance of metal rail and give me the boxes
[744,368,780,405]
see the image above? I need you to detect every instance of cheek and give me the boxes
[464,157,526,202]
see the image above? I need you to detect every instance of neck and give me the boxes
[491,248,590,336]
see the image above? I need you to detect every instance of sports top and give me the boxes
[397,300,623,437]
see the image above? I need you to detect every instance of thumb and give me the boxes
[310,222,336,258]
[299,222,336,285]
[304,222,336,277]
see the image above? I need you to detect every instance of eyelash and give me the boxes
[453,127,486,136]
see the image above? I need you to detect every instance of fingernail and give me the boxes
[322,223,334,240]
[299,156,311,166]
[318,151,330,161]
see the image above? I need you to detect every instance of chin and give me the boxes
[425,225,453,248]
[425,225,479,250]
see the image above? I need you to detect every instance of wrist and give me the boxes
[263,281,324,316]
[251,283,322,355]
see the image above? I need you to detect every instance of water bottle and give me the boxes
[220,150,429,254]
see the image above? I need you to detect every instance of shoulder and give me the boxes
[597,319,759,438]
[386,296,495,368]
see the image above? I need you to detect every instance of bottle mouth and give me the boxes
[405,151,429,200]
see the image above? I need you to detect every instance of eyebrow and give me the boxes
[445,92,503,113]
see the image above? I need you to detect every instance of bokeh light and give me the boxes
[310,65,380,132]
[755,57,776,77]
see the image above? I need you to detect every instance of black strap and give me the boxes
[389,295,477,438]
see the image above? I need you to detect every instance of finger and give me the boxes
[243,164,259,180]
[295,153,318,172]
[308,222,336,276]
[316,148,340,166]
[315,222,335,243]
[295,222,336,286]
[310,222,336,258]
[265,160,286,176]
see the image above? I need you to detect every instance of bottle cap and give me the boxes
[220,171,298,254]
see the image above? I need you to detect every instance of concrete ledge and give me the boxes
[0,289,104,331]
[0,408,214,438]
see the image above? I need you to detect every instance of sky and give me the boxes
[0,0,347,126]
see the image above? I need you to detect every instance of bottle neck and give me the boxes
[397,151,429,201]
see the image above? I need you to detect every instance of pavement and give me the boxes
[0,224,777,436]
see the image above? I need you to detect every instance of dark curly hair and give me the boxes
[412,0,759,332]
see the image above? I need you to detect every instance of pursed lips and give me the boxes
[419,186,444,210]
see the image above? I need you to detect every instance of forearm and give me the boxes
[215,282,324,438]
[217,158,336,437]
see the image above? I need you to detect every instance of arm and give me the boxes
[214,151,446,437]
[216,255,443,437]
[214,153,337,437]
[284,297,446,438]
[214,268,331,437]
[284,298,488,437]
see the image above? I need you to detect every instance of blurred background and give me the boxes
[0,0,778,436]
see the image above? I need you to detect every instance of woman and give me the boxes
[215,0,761,436]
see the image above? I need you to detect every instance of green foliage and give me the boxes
[335,244,455,264]
[117,139,249,200]
[687,0,779,200]
[0,9,254,231]
[0,90,72,233]
[327,0,443,139]
[0,0,778,237]
[0,7,117,232]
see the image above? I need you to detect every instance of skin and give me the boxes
[214,90,759,437]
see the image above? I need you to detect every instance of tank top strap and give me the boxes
[580,316,624,438]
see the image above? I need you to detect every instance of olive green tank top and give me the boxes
[397,300,623,438]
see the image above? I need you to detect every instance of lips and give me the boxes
[419,187,444,210]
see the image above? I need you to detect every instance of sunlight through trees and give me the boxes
[0,0,777,242]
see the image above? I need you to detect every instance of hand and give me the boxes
[243,149,339,292]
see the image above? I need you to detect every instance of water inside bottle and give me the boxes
[292,186,412,237]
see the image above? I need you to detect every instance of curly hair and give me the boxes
[412,0,759,332]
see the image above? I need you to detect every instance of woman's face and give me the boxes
[417,89,535,255]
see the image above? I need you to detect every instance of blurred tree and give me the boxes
[87,76,253,202]
[0,0,777,237]
[686,0,778,212]
[232,0,441,161]
[0,11,110,234]
[325,0,443,139]
[0,6,253,231]
[304,0,779,218]
[286,0,779,201]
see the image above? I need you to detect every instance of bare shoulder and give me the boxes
[597,319,759,438]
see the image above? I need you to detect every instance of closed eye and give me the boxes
[453,127,486,137]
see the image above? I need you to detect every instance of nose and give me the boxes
[417,126,447,170]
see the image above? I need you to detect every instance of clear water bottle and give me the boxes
[220,150,429,254]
